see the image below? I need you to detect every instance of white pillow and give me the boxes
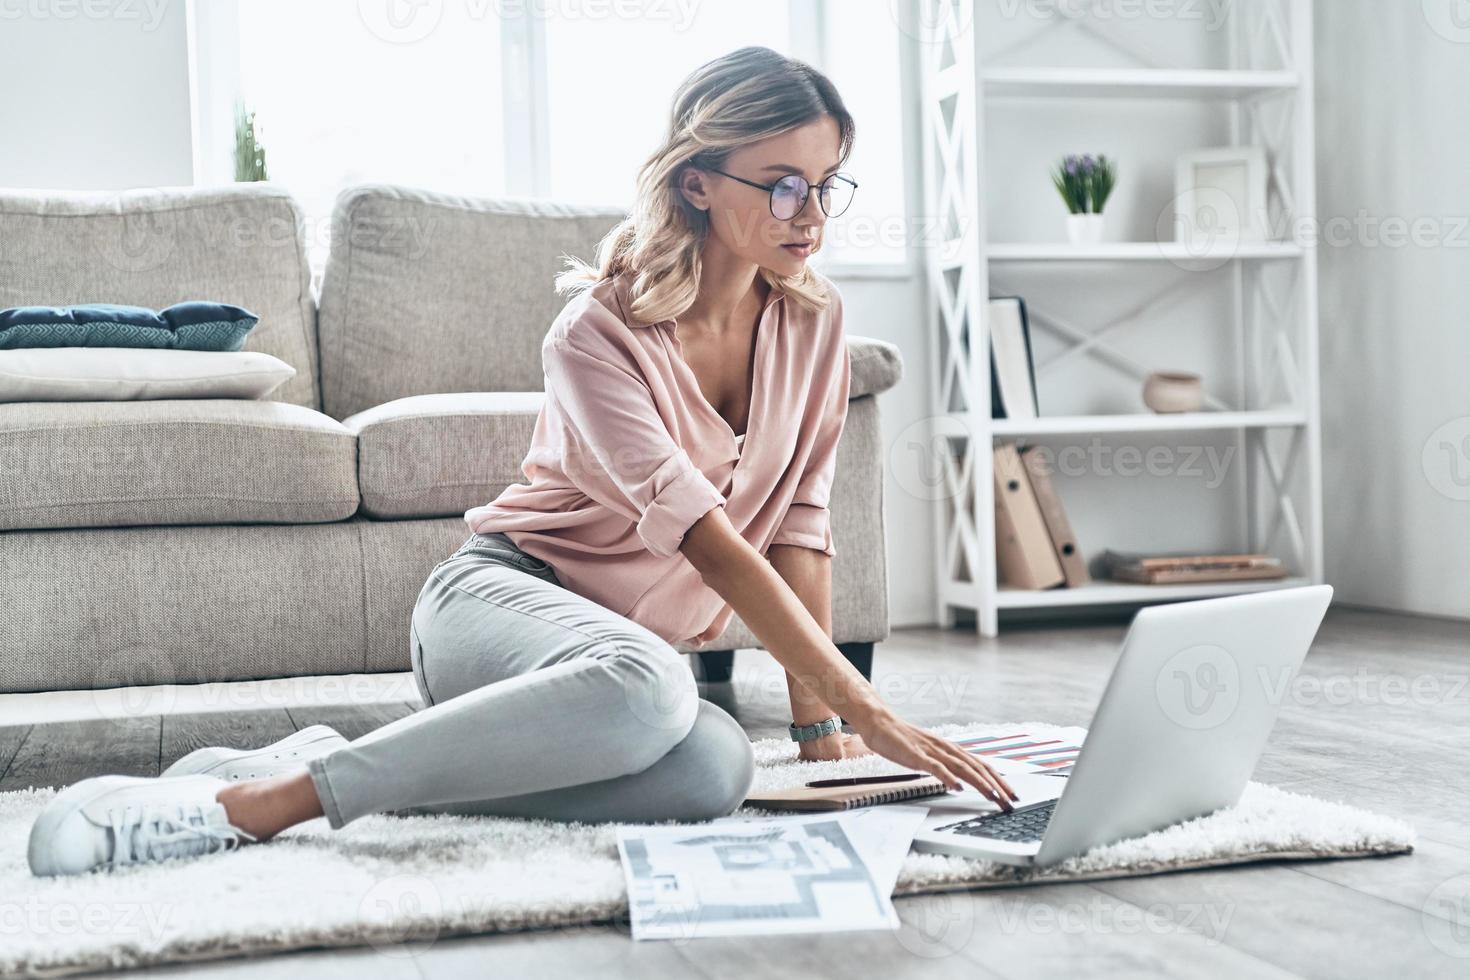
[0,347,296,402]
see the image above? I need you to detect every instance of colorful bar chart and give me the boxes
[950,728,1087,778]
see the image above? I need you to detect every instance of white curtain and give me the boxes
[1316,2,1470,619]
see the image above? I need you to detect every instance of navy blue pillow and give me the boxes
[0,302,259,352]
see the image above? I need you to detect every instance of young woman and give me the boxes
[28,46,1015,877]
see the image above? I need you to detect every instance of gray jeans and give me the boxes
[305,531,756,829]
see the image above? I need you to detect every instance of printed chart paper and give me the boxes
[617,808,923,940]
[951,726,1089,777]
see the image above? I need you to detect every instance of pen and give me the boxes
[805,773,926,788]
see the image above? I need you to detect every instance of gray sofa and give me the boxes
[0,183,902,695]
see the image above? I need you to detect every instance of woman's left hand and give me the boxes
[797,731,873,762]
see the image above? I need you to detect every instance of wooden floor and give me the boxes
[4,605,1468,979]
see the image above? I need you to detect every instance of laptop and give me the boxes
[912,584,1333,868]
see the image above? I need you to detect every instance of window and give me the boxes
[542,2,791,207]
[819,0,909,269]
[225,2,505,276]
[193,1,908,279]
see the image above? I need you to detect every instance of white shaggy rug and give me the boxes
[0,722,1414,978]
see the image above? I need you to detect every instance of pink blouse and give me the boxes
[463,268,851,648]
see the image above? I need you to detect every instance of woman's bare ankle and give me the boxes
[215,770,325,842]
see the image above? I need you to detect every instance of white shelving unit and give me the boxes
[915,0,1323,636]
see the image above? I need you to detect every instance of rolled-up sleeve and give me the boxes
[770,291,851,558]
[543,337,726,558]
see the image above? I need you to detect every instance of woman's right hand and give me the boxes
[849,706,1020,811]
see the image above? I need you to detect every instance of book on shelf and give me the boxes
[1100,549,1288,585]
[1019,445,1090,588]
[993,443,1065,590]
[989,296,1038,420]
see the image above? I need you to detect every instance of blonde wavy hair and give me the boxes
[554,45,856,324]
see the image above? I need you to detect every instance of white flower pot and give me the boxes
[1066,212,1105,245]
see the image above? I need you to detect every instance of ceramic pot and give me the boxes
[1142,371,1204,414]
[1066,212,1105,245]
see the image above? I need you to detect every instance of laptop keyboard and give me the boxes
[933,799,1058,843]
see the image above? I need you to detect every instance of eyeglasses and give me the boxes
[705,167,859,220]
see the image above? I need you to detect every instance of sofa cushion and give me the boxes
[0,185,320,409]
[0,348,296,402]
[343,392,543,519]
[0,400,358,531]
[318,185,625,420]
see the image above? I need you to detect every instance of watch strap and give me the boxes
[789,715,843,742]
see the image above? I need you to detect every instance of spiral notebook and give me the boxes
[745,773,950,812]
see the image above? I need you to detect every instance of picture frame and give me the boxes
[1173,146,1270,245]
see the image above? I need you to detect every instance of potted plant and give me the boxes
[234,100,269,183]
[1052,154,1116,244]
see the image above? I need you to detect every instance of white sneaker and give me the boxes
[28,774,255,877]
[162,724,348,781]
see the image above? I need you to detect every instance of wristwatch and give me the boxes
[789,715,843,742]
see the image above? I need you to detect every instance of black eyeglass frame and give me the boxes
[704,166,859,220]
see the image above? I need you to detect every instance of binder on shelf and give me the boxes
[989,296,1039,420]
[1020,446,1090,588]
[993,443,1065,590]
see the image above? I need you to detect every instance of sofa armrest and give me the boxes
[848,336,903,399]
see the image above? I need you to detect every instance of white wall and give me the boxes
[1316,3,1470,620]
[0,0,193,189]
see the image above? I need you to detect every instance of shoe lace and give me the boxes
[106,802,258,867]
